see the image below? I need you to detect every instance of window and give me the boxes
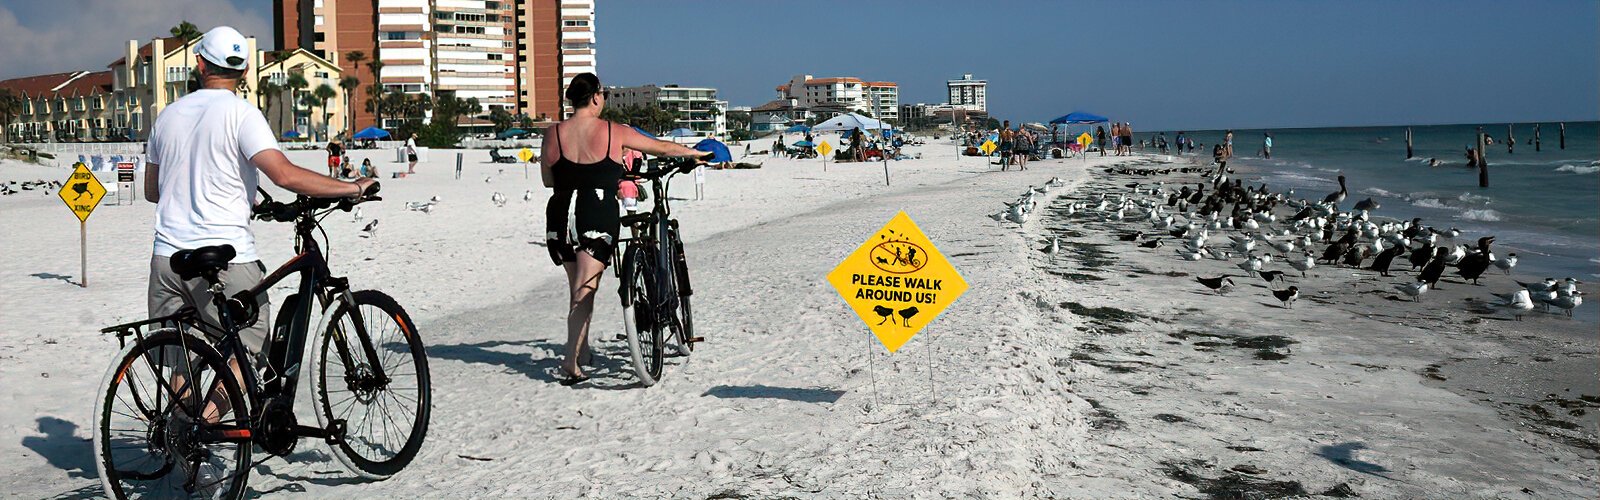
[314,0,323,7]
[384,31,415,41]
[315,15,324,26]
[435,12,452,20]
[561,42,590,50]
[517,55,527,62]
[315,32,325,42]
[315,71,330,79]
[487,53,503,61]
[486,1,500,9]
[562,20,589,27]
[453,26,485,34]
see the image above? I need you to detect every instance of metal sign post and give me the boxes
[56,163,106,287]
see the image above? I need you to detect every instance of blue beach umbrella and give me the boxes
[667,128,697,138]
[1048,111,1109,124]
[352,126,390,140]
[282,130,302,139]
[496,128,528,139]
[692,138,732,163]
[631,125,657,139]
[792,140,816,148]
[785,124,811,133]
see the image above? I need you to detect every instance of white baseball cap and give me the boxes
[195,26,251,71]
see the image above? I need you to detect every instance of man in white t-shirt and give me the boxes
[145,26,374,365]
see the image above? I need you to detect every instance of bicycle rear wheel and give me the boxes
[312,290,431,480]
[95,328,252,499]
[621,246,666,386]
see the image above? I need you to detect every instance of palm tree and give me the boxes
[0,88,21,144]
[365,83,385,130]
[339,76,360,136]
[257,76,280,134]
[284,69,309,138]
[169,21,202,95]
[342,51,366,128]
[313,84,337,141]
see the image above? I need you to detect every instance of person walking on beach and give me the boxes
[144,26,375,390]
[1174,131,1185,155]
[1261,133,1273,159]
[540,73,709,385]
[1121,122,1135,156]
[1096,126,1109,157]
[326,140,343,176]
[404,135,418,174]
[1014,129,1032,170]
[999,120,1014,170]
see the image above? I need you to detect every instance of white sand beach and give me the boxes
[1,140,1593,498]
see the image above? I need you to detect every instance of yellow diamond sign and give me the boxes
[518,147,535,162]
[979,140,997,155]
[1076,132,1093,147]
[816,140,834,157]
[827,211,968,353]
[57,163,106,222]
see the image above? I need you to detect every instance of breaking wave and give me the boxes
[1459,209,1503,222]
[1556,164,1600,174]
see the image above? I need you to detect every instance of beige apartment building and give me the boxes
[276,0,595,129]
[775,74,899,120]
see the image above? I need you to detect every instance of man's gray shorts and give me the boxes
[149,256,272,365]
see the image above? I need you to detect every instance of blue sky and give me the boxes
[3,0,1593,130]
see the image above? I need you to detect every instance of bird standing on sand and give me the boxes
[352,206,363,223]
[1395,281,1428,302]
[1289,252,1316,277]
[1139,239,1163,249]
[491,192,508,207]
[1258,270,1287,289]
[1323,175,1348,207]
[1491,289,1535,320]
[1273,286,1300,309]
[1542,291,1583,317]
[1367,244,1403,277]
[1043,236,1059,255]
[1417,248,1450,289]
[1454,236,1495,285]
[524,190,535,202]
[1236,256,1263,277]
[1494,253,1518,275]
[1196,276,1236,295]
[1353,197,1380,212]
[360,219,379,238]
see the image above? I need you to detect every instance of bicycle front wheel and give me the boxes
[621,246,666,386]
[95,328,252,499]
[312,290,431,480]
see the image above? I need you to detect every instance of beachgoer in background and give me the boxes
[326,140,343,176]
[1121,122,1135,156]
[849,127,865,162]
[999,120,1015,170]
[363,158,378,178]
[1261,133,1273,159]
[1175,131,1186,155]
[404,135,418,174]
[1096,126,1109,157]
[1014,130,1032,170]
[1158,133,1169,154]
[1222,130,1234,166]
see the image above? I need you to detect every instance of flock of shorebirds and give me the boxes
[998,164,1584,320]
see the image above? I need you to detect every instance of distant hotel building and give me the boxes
[607,84,726,137]
[274,0,595,128]
[947,73,986,112]
[774,74,898,120]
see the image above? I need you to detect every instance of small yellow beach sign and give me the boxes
[517,148,535,162]
[828,212,967,353]
[57,163,106,222]
[1076,132,1093,147]
[979,140,997,155]
[816,141,834,157]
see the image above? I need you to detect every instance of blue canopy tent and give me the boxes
[667,128,697,138]
[282,130,302,139]
[631,125,657,139]
[692,138,732,163]
[1047,111,1110,146]
[812,113,888,133]
[495,128,528,139]
[785,124,811,133]
[351,126,390,140]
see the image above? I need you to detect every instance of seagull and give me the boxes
[523,190,534,202]
[1517,278,1558,294]
[1258,270,1288,289]
[1176,248,1204,261]
[1353,197,1380,211]
[491,192,507,207]
[1542,291,1584,317]
[431,195,443,203]
[1493,253,1518,275]
[1119,232,1144,242]
[1395,281,1428,302]
[1272,286,1300,309]
[360,219,379,238]
[484,176,492,183]
[1196,275,1235,295]
[1005,204,1027,224]
[1042,236,1059,254]
[1139,239,1163,249]
[352,206,363,223]
[1235,256,1263,278]
[1492,289,1535,320]
[1445,227,1461,239]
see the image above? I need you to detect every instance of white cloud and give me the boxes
[0,0,272,79]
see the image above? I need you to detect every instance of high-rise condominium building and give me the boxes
[775,74,899,120]
[275,0,594,129]
[947,73,986,112]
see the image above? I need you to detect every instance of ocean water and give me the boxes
[1155,122,1598,322]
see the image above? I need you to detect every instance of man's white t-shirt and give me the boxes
[148,89,280,263]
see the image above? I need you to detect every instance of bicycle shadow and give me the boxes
[703,385,846,404]
[250,449,364,495]
[20,416,97,480]
[427,339,633,388]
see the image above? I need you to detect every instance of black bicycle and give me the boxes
[615,156,707,386]
[94,183,431,498]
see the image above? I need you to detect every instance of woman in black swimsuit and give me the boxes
[540,73,708,385]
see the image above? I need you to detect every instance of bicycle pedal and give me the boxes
[687,336,704,343]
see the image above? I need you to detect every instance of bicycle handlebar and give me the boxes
[253,181,382,222]
[625,153,712,182]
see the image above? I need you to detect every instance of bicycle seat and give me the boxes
[171,245,236,281]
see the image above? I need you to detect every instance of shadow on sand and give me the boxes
[703,385,846,404]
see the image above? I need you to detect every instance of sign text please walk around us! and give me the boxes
[828,211,968,353]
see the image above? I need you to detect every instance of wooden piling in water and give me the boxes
[1559,122,1566,149]
[1507,124,1515,154]
[1534,123,1542,152]
[1405,127,1413,159]
[1476,127,1489,187]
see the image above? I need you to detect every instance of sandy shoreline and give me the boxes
[1,143,1594,498]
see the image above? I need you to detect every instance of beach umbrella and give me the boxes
[1048,111,1109,124]
[1023,122,1049,132]
[792,140,816,147]
[282,130,302,139]
[496,128,528,139]
[631,125,657,139]
[351,126,390,140]
[692,138,732,163]
[668,127,697,138]
[785,124,811,133]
